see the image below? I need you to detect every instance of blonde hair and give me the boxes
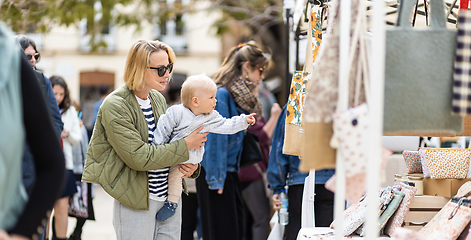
[124,39,176,91]
[181,73,217,108]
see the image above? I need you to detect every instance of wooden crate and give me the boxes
[403,195,449,231]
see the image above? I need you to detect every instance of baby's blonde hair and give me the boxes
[181,73,217,108]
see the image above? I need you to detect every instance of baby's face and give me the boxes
[195,87,217,114]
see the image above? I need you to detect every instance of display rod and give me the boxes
[334,0,350,238]
[364,0,386,238]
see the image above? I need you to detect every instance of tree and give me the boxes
[1,0,289,101]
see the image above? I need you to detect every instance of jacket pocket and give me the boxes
[110,166,126,189]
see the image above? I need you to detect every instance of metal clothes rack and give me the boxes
[286,0,386,239]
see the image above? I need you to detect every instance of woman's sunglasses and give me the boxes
[26,53,40,61]
[148,63,173,77]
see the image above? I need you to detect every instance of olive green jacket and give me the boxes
[82,85,199,210]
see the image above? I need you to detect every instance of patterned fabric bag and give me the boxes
[425,148,471,179]
[402,150,423,174]
[419,147,431,178]
[429,198,471,240]
[301,0,367,171]
[330,101,369,178]
[282,3,320,156]
[283,71,311,156]
[453,9,471,116]
[384,183,417,236]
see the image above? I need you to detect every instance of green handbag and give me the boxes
[383,0,463,136]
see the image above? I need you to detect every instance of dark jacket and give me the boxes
[22,71,64,194]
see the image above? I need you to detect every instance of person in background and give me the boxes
[49,76,81,240]
[68,101,95,240]
[82,39,206,240]
[88,86,109,139]
[267,105,335,240]
[0,24,65,240]
[196,40,269,240]
[16,35,64,195]
[238,76,282,240]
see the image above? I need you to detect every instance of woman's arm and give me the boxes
[262,103,281,139]
[64,106,82,145]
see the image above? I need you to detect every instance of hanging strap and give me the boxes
[304,2,314,72]
[461,0,469,10]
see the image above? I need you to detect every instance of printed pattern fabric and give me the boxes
[286,71,311,126]
[330,103,369,177]
[384,183,417,236]
[453,10,471,115]
[391,227,423,240]
[425,149,471,179]
[419,148,430,178]
[402,150,423,174]
[429,201,471,240]
[311,4,322,64]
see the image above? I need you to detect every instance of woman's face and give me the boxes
[24,45,37,69]
[245,64,265,84]
[143,50,171,92]
[53,85,65,106]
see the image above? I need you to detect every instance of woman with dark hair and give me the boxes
[49,76,81,240]
[196,40,270,240]
[16,35,41,69]
[15,36,64,197]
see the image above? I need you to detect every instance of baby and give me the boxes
[153,73,256,221]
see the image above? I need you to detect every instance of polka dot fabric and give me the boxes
[425,149,471,179]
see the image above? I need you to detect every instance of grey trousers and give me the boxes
[112,198,182,240]
[241,178,271,240]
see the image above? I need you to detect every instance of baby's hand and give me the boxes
[246,113,256,125]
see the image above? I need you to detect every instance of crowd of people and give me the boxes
[0,23,335,240]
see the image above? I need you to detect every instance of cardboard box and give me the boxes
[423,178,471,198]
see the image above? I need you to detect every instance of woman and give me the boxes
[16,35,64,195]
[50,76,81,240]
[196,41,269,240]
[82,39,206,240]
[0,25,65,240]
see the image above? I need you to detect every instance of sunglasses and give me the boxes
[26,53,40,61]
[259,67,265,75]
[148,63,173,77]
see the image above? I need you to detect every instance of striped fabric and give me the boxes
[135,96,169,202]
[453,10,471,115]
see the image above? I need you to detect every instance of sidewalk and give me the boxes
[67,185,116,240]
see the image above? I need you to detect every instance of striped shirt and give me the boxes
[135,95,169,202]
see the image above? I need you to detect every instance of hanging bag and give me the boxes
[282,3,321,156]
[453,2,471,116]
[383,0,463,136]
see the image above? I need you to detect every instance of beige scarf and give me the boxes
[228,77,263,119]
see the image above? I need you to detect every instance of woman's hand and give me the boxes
[179,163,198,178]
[272,194,282,211]
[270,103,282,119]
[60,130,69,139]
[184,126,208,150]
